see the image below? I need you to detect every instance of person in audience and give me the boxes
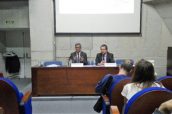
[121,59,164,103]
[69,43,88,65]
[153,99,172,114]
[95,60,133,93]
[95,44,114,65]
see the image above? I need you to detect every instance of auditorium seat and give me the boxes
[0,78,32,114]
[124,87,172,114]
[43,61,62,67]
[115,59,125,66]
[102,76,131,114]
[109,77,131,113]
[115,59,134,66]
[0,73,3,77]
[87,60,96,65]
[157,76,172,90]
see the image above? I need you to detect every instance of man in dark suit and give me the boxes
[95,44,114,65]
[69,43,88,65]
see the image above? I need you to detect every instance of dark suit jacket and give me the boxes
[95,52,114,65]
[69,51,88,65]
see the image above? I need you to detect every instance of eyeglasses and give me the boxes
[101,48,107,50]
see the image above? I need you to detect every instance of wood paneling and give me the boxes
[32,67,119,96]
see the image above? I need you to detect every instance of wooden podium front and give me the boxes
[32,67,119,96]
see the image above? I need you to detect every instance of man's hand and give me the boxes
[98,60,106,66]
[80,57,84,62]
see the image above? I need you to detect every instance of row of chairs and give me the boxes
[43,59,133,66]
[102,76,172,114]
[1,72,171,114]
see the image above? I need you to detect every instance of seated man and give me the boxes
[69,43,87,65]
[95,44,114,66]
[94,60,133,113]
[95,60,133,94]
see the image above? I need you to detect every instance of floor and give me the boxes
[11,78,99,114]
[32,96,99,114]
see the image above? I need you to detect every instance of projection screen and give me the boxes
[54,0,142,33]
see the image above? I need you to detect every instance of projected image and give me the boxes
[55,0,141,33]
[59,0,134,14]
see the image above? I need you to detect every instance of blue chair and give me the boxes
[0,78,32,114]
[115,59,125,66]
[115,59,134,66]
[87,60,91,65]
[157,76,172,90]
[102,76,131,114]
[87,60,96,65]
[124,87,172,114]
[43,61,63,66]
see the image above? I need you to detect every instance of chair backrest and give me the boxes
[87,60,96,65]
[109,77,131,113]
[0,73,3,77]
[115,59,134,66]
[0,78,20,114]
[124,87,172,114]
[115,59,125,66]
[157,76,172,90]
[43,61,62,66]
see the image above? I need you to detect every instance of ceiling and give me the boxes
[154,1,172,34]
[144,0,172,34]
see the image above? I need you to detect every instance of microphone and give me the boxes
[68,56,72,67]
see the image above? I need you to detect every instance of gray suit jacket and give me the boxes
[69,51,88,65]
[95,52,114,65]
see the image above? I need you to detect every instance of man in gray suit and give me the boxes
[95,44,114,65]
[69,43,88,65]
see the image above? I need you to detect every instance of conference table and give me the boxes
[32,66,119,96]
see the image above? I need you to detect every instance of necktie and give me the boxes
[102,54,104,61]
[77,53,80,63]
